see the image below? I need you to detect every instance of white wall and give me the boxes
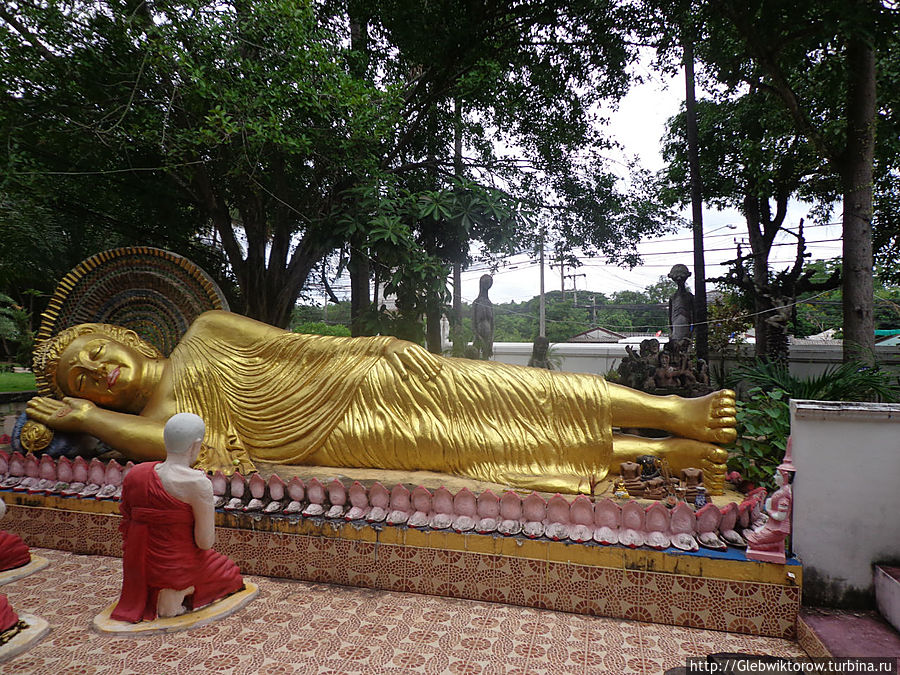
[790,400,900,608]
[492,342,626,375]
[492,341,900,381]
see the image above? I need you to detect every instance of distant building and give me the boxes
[567,327,626,343]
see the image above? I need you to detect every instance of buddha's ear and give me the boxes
[119,327,143,345]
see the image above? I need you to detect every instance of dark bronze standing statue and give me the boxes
[472,274,494,360]
[616,264,710,397]
[667,264,694,342]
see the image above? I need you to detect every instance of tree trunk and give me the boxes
[683,34,708,362]
[840,31,876,363]
[347,4,372,337]
[449,96,465,356]
[425,304,442,354]
[348,244,371,336]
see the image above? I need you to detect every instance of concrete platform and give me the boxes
[875,565,900,634]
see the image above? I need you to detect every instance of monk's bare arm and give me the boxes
[27,396,166,461]
[188,478,216,550]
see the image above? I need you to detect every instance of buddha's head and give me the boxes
[34,324,164,412]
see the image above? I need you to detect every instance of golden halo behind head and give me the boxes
[34,246,229,398]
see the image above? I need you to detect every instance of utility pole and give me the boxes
[559,249,565,301]
[566,273,586,305]
[683,26,708,361]
[539,232,546,338]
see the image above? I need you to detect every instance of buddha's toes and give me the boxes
[680,390,737,444]
[700,445,728,495]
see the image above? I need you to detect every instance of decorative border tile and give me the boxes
[3,501,801,638]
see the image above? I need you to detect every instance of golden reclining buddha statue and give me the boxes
[26,310,736,495]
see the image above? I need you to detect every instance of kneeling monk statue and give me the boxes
[111,413,243,622]
[0,498,31,572]
[27,311,737,494]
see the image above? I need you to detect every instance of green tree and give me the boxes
[793,259,900,337]
[2,0,679,337]
[682,0,895,361]
[342,1,679,346]
[2,0,401,327]
[660,93,840,360]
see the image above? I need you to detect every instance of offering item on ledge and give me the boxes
[110,413,244,623]
[24,310,737,495]
[617,461,703,503]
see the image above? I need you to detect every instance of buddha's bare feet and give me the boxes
[671,390,737,445]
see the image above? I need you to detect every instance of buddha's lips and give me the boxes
[108,367,120,388]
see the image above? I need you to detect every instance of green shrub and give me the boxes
[731,387,790,490]
[727,359,899,490]
[292,322,351,337]
[730,359,899,403]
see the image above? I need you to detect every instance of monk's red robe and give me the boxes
[0,531,30,571]
[0,594,18,633]
[111,462,243,623]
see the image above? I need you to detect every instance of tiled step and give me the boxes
[797,607,900,658]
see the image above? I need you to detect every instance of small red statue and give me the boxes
[746,439,796,564]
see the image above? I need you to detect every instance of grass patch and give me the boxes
[0,371,36,392]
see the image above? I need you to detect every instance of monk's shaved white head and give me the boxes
[163,413,205,456]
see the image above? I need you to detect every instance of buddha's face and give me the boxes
[57,334,148,410]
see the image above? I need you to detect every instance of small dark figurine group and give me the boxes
[618,338,710,395]
[618,456,705,504]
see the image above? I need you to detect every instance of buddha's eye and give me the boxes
[77,373,86,390]
[90,344,104,360]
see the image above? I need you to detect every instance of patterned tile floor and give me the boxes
[2,548,805,674]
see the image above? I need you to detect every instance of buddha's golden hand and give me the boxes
[384,341,442,382]
[27,396,96,433]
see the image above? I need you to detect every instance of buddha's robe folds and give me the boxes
[173,315,612,493]
[0,531,30,571]
[111,463,242,623]
[0,594,18,633]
